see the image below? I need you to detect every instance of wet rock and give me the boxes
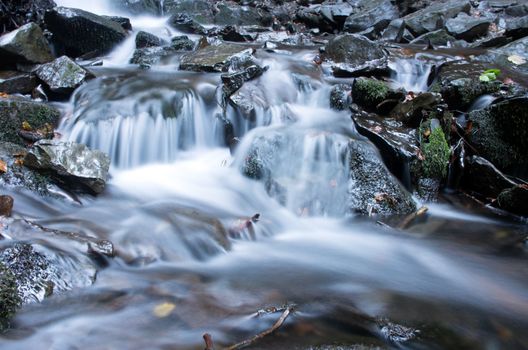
[467,97,528,175]
[402,0,471,36]
[410,29,458,46]
[0,0,56,35]
[324,34,388,77]
[0,71,37,94]
[35,56,94,96]
[0,260,20,331]
[167,14,208,35]
[505,4,528,17]
[24,140,110,194]
[228,81,267,120]
[495,185,528,217]
[0,195,14,217]
[445,13,491,41]
[0,23,54,66]
[295,6,337,33]
[130,47,175,69]
[0,96,60,146]
[391,92,442,126]
[418,119,451,180]
[0,141,53,196]
[164,0,216,24]
[330,84,352,111]
[180,44,255,73]
[505,15,528,40]
[0,242,96,304]
[462,156,517,198]
[477,36,528,75]
[343,0,399,34]
[239,127,416,216]
[214,3,272,27]
[222,65,267,99]
[170,36,195,51]
[218,26,259,43]
[435,62,501,110]
[135,31,164,49]
[102,16,133,31]
[116,0,161,15]
[45,7,127,58]
[353,114,419,189]
[381,19,406,43]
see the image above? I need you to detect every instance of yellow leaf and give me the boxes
[0,160,6,173]
[508,55,526,65]
[22,121,32,131]
[153,302,175,318]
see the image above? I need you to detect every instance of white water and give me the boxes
[389,58,433,92]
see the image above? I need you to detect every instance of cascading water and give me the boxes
[3,2,528,350]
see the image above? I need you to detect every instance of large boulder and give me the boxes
[24,140,110,194]
[324,34,388,77]
[462,156,517,198]
[0,96,60,146]
[0,23,54,66]
[238,125,416,216]
[180,44,256,73]
[44,7,127,58]
[0,0,56,35]
[214,3,272,26]
[163,0,216,24]
[402,0,471,36]
[35,56,94,96]
[135,31,164,49]
[477,36,528,75]
[445,13,491,41]
[467,97,528,177]
[343,0,399,34]
[495,185,528,217]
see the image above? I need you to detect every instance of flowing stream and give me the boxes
[1,2,528,349]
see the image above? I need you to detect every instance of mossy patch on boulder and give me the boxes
[0,261,21,331]
[419,121,451,180]
[352,78,389,109]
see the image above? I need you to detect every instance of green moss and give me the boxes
[352,78,389,108]
[420,124,451,180]
[0,262,21,331]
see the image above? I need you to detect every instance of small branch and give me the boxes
[398,206,428,230]
[224,306,293,350]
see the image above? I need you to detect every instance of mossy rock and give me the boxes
[0,97,60,146]
[352,78,390,109]
[419,121,451,180]
[0,261,21,331]
[468,97,528,173]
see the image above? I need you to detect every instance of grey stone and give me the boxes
[180,44,255,73]
[0,71,37,94]
[402,0,471,36]
[135,31,164,49]
[36,56,93,95]
[0,23,54,65]
[343,0,399,34]
[445,13,491,41]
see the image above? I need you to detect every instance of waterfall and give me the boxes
[389,58,433,92]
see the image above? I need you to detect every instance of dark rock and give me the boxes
[35,56,93,95]
[324,34,388,77]
[222,65,267,98]
[24,140,110,194]
[495,185,528,217]
[394,0,437,17]
[505,4,528,17]
[135,31,164,49]
[214,3,272,26]
[0,71,37,94]
[0,23,54,66]
[381,19,406,43]
[180,44,255,73]
[0,141,52,196]
[391,92,442,126]
[295,6,336,33]
[467,97,528,175]
[445,13,491,41]
[0,195,13,217]
[352,78,391,111]
[462,156,517,198]
[402,0,471,36]
[218,26,259,42]
[410,29,458,46]
[505,15,528,40]
[343,0,399,34]
[239,127,416,216]
[0,260,20,330]
[0,0,56,35]
[228,81,266,120]
[353,114,419,189]
[130,47,175,69]
[102,16,132,31]
[163,0,216,24]
[436,62,501,110]
[330,84,352,111]
[0,96,60,146]
[115,0,161,15]
[45,7,127,58]
[476,36,528,75]
[167,14,208,35]
[170,36,195,51]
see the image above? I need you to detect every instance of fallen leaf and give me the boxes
[22,121,32,131]
[0,92,8,98]
[508,55,526,65]
[0,160,6,173]
[153,302,176,318]
[503,77,514,85]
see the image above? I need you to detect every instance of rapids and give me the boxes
[1,1,527,350]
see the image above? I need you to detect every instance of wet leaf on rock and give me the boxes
[507,55,526,65]
[153,302,176,318]
[0,160,7,173]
